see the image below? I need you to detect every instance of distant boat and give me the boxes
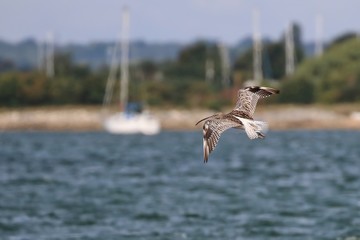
[104,103,160,135]
[350,112,360,121]
[102,6,160,135]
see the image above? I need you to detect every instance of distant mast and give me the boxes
[103,44,119,109]
[37,40,44,72]
[252,9,262,83]
[218,42,231,88]
[45,32,54,78]
[315,13,324,57]
[120,6,130,111]
[285,23,295,76]
[205,57,215,83]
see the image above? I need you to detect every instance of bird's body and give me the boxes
[196,86,279,162]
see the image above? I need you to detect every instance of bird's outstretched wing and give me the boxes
[197,116,239,163]
[234,86,279,117]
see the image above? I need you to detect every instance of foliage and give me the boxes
[142,79,219,109]
[0,52,107,107]
[327,32,358,49]
[0,34,359,108]
[278,78,315,103]
[281,37,360,103]
[0,72,21,106]
[234,23,305,80]
[163,40,222,83]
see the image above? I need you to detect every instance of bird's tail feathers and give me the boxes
[242,119,268,139]
[254,120,268,135]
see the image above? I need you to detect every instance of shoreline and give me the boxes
[0,105,359,131]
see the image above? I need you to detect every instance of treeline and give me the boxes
[0,41,230,109]
[0,28,359,108]
[279,37,360,103]
[0,54,105,106]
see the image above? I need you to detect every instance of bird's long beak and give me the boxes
[195,114,215,126]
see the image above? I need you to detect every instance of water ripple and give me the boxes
[0,130,360,239]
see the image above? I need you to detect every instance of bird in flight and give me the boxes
[196,86,280,162]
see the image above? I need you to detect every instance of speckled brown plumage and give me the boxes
[196,86,279,162]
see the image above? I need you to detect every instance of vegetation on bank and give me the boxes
[0,30,359,109]
[279,37,360,104]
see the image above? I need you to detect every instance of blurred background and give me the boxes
[0,0,359,113]
[1,1,360,240]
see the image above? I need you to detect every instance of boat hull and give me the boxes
[103,112,161,135]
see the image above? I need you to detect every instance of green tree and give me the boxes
[279,78,315,103]
[282,38,360,103]
[0,72,20,106]
[234,23,304,80]
[327,32,357,49]
[163,41,221,82]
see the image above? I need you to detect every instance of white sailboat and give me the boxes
[102,7,160,135]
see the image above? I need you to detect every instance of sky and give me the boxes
[0,0,358,45]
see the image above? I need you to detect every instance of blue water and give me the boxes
[1,130,360,240]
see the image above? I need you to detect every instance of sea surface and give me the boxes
[0,130,360,240]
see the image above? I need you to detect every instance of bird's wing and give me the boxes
[202,118,239,163]
[234,86,279,117]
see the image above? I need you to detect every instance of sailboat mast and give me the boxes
[45,32,54,78]
[252,9,262,83]
[218,42,231,88]
[120,6,130,111]
[285,23,295,76]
